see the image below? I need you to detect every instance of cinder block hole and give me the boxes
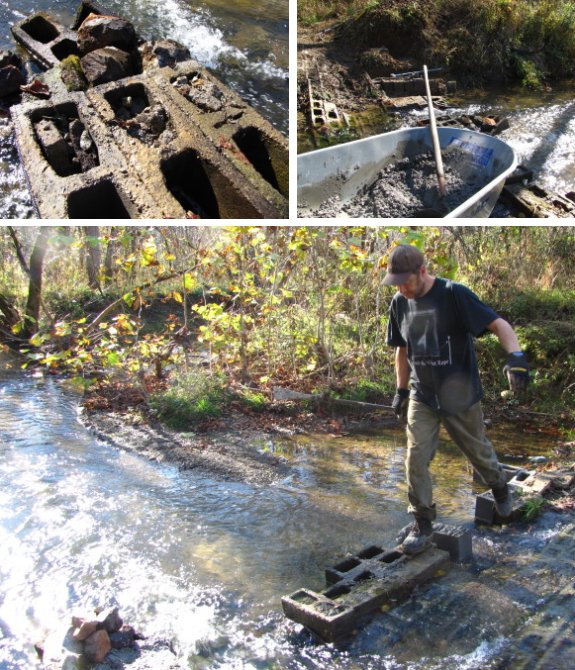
[353,571,374,583]
[513,471,530,482]
[51,39,79,60]
[21,15,60,43]
[232,126,283,194]
[67,181,132,219]
[379,550,403,564]
[323,584,351,600]
[32,101,99,177]
[161,149,219,218]
[357,546,382,560]
[73,3,102,30]
[332,557,361,573]
[291,590,319,605]
[104,82,151,120]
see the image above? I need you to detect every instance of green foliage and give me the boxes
[4,225,575,424]
[520,496,546,522]
[331,0,575,87]
[336,379,390,402]
[237,388,268,411]
[150,371,228,428]
[513,56,543,90]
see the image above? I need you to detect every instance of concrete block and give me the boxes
[11,13,79,69]
[432,523,473,562]
[155,61,288,213]
[88,70,284,218]
[282,546,450,642]
[474,483,542,525]
[11,9,288,219]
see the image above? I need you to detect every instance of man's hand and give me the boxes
[503,352,530,394]
[392,388,410,419]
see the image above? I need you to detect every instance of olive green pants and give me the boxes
[405,399,507,520]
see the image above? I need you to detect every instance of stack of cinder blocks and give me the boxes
[282,524,472,642]
[10,8,288,219]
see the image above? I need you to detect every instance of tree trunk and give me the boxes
[22,229,49,339]
[103,233,116,285]
[84,226,101,290]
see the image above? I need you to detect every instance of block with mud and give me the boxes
[10,92,160,218]
[282,544,450,642]
[156,61,288,216]
[88,70,286,219]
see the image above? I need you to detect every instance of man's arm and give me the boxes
[487,318,521,352]
[395,346,410,388]
[488,318,529,393]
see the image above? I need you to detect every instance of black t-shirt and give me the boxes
[386,278,499,415]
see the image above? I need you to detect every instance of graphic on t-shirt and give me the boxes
[409,309,439,359]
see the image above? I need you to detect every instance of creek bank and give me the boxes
[80,406,400,485]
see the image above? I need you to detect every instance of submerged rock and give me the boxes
[139,39,191,69]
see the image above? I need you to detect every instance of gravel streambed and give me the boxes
[303,149,491,218]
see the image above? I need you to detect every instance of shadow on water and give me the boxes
[0,359,573,670]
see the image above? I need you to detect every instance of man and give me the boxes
[384,244,529,555]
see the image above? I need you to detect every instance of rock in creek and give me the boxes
[36,606,141,668]
[81,46,134,85]
[0,52,26,98]
[0,64,25,98]
[77,14,138,55]
[139,39,191,69]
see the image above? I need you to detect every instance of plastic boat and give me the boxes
[297,127,518,218]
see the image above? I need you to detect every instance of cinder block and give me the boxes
[432,523,473,562]
[155,61,288,214]
[11,7,288,219]
[474,483,541,525]
[283,546,450,642]
[11,13,79,69]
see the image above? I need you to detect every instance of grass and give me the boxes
[520,496,547,522]
[149,370,228,429]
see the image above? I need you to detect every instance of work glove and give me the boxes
[392,388,410,419]
[503,352,530,394]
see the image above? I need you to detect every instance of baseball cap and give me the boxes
[382,245,425,285]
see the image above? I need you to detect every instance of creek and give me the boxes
[0,0,287,218]
[1,359,574,669]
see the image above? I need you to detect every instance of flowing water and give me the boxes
[1,357,574,670]
[0,0,288,218]
[413,81,575,197]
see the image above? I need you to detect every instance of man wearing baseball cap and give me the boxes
[384,244,530,555]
